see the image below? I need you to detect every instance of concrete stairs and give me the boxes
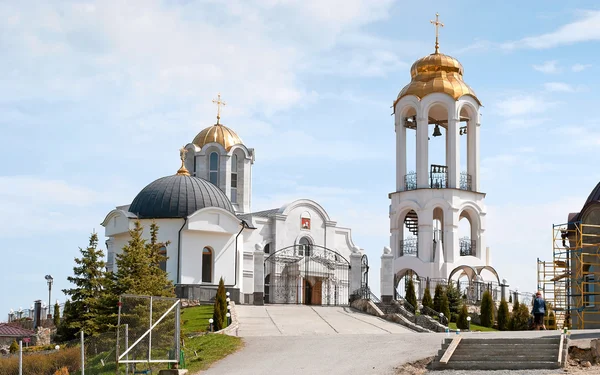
[430,336,563,371]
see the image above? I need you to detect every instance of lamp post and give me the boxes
[226,312,231,327]
[467,316,471,332]
[208,318,214,332]
[45,275,53,319]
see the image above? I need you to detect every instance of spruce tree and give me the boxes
[457,304,469,330]
[405,278,417,309]
[422,287,433,309]
[61,232,107,338]
[433,284,444,313]
[53,302,60,327]
[480,290,494,328]
[213,277,227,330]
[440,292,450,320]
[497,298,509,331]
[446,281,462,317]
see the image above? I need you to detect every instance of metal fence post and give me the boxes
[80,330,85,375]
[125,324,129,375]
[149,296,153,364]
[175,300,181,367]
[19,340,22,375]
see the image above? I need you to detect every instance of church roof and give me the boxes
[193,123,243,151]
[237,208,279,221]
[129,174,235,219]
[570,181,600,223]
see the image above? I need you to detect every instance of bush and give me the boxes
[450,313,459,323]
[480,290,494,328]
[433,284,444,313]
[405,278,417,309]
[0,346,80,374]
[440,293,450,319]
[213,277,227,331]
[422,287,433,309]
[497,298,509,331]
[9,340,19,353]
[510,304,531,331]
[456,304,469,330]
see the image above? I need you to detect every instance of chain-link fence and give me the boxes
[116,295,181,373]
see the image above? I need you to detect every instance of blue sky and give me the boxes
[2,0,600,317]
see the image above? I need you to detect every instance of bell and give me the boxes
[432,124,442,137]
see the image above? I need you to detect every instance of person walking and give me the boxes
[532,291,547,330]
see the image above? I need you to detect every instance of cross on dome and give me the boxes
[176,146,190,176]
[212,93,227,124]
[430,12,444,54]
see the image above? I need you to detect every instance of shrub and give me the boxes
[440,293,450,319]
[212,277,227,331]
[9,340,19,353]
[422,287,433,309]
[450,313,458,323]
[497,298,509,331]
[548,311,556,328]
[456,304,469,330]
[446,281,462,316]
[510,304,531,331]
[433,284,444,313]
[0,346,80,375]
[405,278,417,309]
[480,290,494,328]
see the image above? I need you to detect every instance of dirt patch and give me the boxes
[394,357,434,375]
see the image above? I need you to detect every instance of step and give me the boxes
[437,349,558,358]
[430,361,560,371]
[443,337,560,345]
[446,354,558,362]
[441,343,559,350]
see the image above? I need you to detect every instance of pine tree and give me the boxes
[53,302,60,327]
[480,290,494,328]
[61,232,107,339]
[433,284,444,313]
[440,292,450,319]
[405,278,417,309]
[497,298,509,331]
[456,304,469,330]
[422,287,433,309]
[213,277,227,330]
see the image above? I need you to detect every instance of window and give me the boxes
[298,237,311,256]
[264,243,270,254]
[209,152,219,186]
[202,247,213,283]
[231,154,238,203]
[158,245,167,272]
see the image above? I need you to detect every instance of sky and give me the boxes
[2,0,600,318]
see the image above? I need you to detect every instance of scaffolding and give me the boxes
[539,222,600,329]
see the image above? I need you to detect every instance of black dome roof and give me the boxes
[129,174,234,218]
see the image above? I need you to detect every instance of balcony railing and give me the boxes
[430,164,447,189]
[404,172,417,191]
[460,172,472,191]
[399,238,418,257]
[459,237,476,256]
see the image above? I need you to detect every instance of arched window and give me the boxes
[202,247,213,283]
[158,245,167,272]
[264,243,270,254]
[231,154,238,203]
[299,237,311,256]
[209,152,219,186]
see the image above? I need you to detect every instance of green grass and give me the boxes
[183,334,242,372]
[182,305,214,334]
[448,322,498,332]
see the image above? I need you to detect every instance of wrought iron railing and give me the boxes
[459,237,476,256]
[460,172,472,191]
[404,172,417,191]
[420,305,449,326]
[430,164,447,188]
[399,238,418,257]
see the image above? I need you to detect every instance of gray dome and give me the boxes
[129,174,234,218]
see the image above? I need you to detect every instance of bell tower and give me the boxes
[382,14,497,302]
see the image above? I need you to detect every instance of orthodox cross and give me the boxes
[212,93,227,124]
[177,146,190,175]
[179,146,188,162]
[430,13,444,54]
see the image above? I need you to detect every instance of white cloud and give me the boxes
[501,10,600,50]
[543,82,585,93]
[572,63,592,72]
[533,60,560,74]
[494,95,558,117]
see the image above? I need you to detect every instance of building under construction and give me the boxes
[538,183,600,329]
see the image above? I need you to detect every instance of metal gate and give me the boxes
[264,244,350,306]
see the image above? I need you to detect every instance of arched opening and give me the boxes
[209,152,219,186]
[402,106,418,190]
[298,236,312,256]
[395,269,422,301]
[427,103,449,188]
[264,243,270,254]
[202,247,213,283]
[231,154,238,203]
[264,274,271,303]
[433,207,444,259]
[459,210,475,256]
[399,210,418,257]
[458,105,472,190]
[158,245,167,272]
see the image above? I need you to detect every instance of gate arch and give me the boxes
[264,244,351,306]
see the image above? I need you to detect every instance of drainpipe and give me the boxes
[177,218,188,284]
[228,219,251,288]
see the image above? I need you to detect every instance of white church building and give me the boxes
[102,104,367,305]
[380,19,500,303]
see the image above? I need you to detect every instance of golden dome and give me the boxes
[192,123,243,151]
[395,52,481,107]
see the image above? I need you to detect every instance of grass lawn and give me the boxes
[448,322,498,332]
[181,305,243,373]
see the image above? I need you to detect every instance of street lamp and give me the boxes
[226,312,231,327]
[45,275,54,319]
[467,316,471,331]
[208,318,214,332]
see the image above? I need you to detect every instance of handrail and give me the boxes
[421,305,449,326]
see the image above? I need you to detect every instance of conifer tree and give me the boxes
[456,303,469,330]
[422,287,433,309]
[480,290,494,328]
[9,340,18,353]
[53,302,60,327]
[213,277,227,330]
[433,283,444,313]
[446,281,462,317]
[440,292,450,319]
[497,298,509,331]
[405,278,417,309]
[61,232,107,338]
[509,294,512,303]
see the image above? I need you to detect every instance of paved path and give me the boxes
[235,305,412,336]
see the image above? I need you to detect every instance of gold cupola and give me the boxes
[394,13,481,108]
[192,93,244,151]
